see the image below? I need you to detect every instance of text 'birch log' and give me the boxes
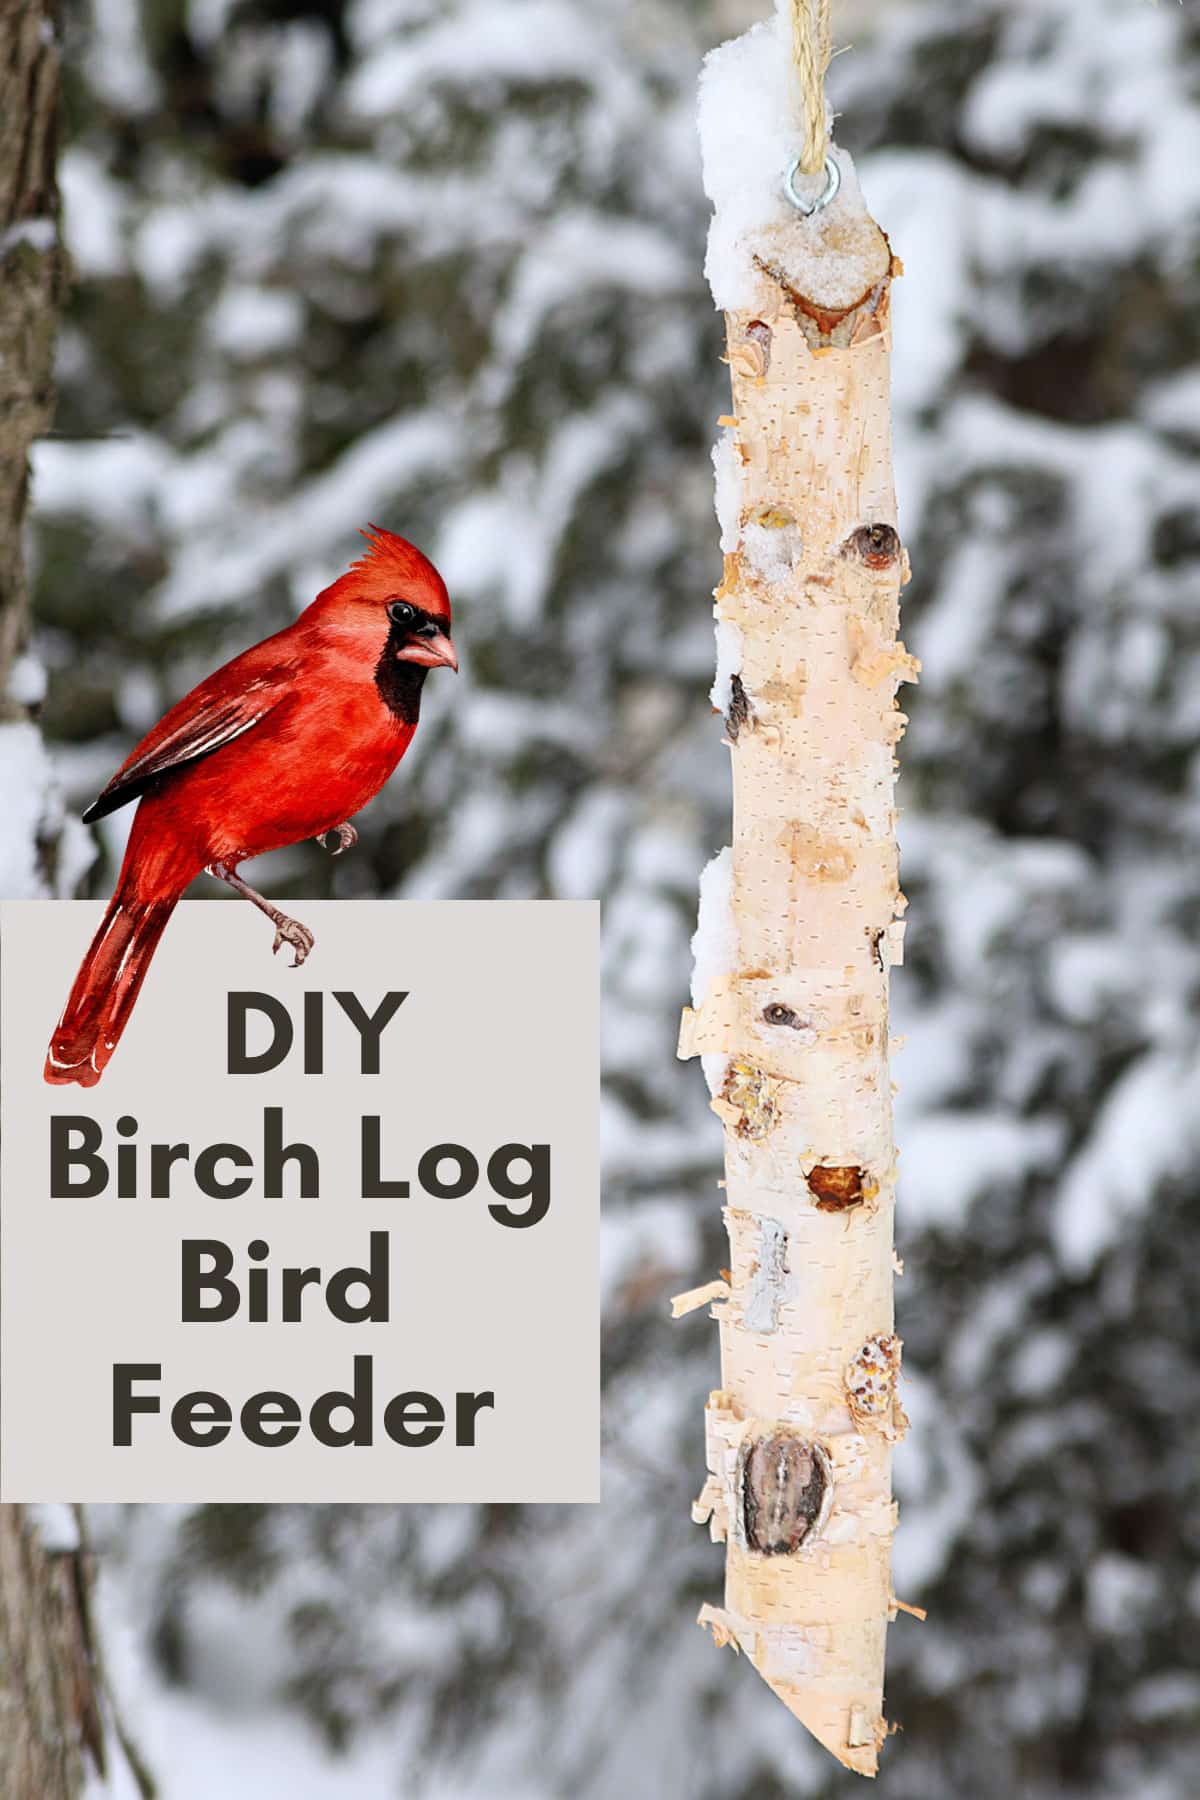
[678,10,917,1777]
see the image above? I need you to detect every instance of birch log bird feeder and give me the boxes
[676,2,919,1776]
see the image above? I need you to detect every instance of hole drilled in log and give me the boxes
[845,523,901,569]
[741,1433,831,1555]
[807,1163,868,1212]
[762,1002,804,1029]
[728,319,772,381]
[748,504,796,530]
[726,674,751,741]
[746,319,771,361]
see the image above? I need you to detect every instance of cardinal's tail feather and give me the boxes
[44,892,179,1087]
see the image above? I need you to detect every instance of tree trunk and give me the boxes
[1,0,65,706]
[0,1509,103,1798]
[680,17,917,1778]
[0,2,89,895]
[0,13,98,1796]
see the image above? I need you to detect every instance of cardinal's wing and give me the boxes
[82,656,293,824]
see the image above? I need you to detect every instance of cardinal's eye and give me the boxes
[387,601,416,627]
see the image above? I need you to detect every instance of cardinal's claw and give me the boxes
[320,822,358,856]
[271,916,315,968]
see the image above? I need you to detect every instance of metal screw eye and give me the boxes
[783,153,842,218]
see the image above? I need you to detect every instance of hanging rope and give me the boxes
[789,0,832,174]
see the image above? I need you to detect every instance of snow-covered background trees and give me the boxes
[4,0,1200,1792]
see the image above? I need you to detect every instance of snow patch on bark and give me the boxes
[691,846,735,1097]
[711,429,741,553]
[710,620,743,717]
[691,846,734,1009]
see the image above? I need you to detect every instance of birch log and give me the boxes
[679,18,916,1778]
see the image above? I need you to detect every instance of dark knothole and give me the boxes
[726,674,751,741]
[742,1433,830,1555]
[845,523,901,569]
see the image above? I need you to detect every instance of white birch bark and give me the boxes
[679,16,917,1777]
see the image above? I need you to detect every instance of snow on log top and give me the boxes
[698,10,890,316]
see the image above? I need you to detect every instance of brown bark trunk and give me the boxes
[0,1508,103,1798]
[0,0,66,708]
[0,15,97,1797]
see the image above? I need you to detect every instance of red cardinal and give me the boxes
[45,526,456,1087]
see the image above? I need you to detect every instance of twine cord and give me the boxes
[789,0,832,175]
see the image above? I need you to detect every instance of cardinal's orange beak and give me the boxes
[397,630,458,672]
